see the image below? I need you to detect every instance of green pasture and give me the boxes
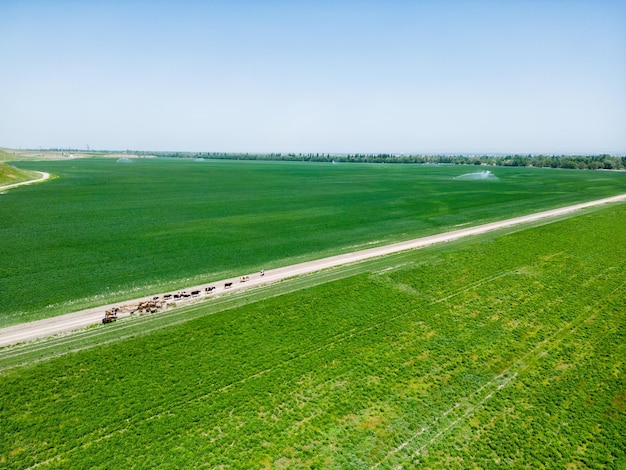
[1,203,624,468]
[1,158,625,326]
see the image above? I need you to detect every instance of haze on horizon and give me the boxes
[1,0,625,155]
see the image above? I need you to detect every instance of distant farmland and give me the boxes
[1,158,625,326]
[1,203,624,468]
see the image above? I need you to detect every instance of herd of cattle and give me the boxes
[101,273,261,324]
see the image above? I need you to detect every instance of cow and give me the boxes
[102,309,117,324]
[224,282,233,288]
[191,290,200,297]
[205,286,216,293]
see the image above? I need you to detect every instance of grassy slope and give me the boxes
[1,158,625,327]
[0,149,18,162]
[0,162,41,186]
[1,203,624,468]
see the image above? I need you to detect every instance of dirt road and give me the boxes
[0,171,50,192]
[1,193,624,348]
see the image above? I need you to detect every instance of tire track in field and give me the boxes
[26,270,522,466]
[1,248,376,365]
[27,276,617,470]
[0,303,218,371]
[2,248,506,370]
[0,273,337,368]
[373,280,625,468]
[4,257,536,371]
[0,263,369,371]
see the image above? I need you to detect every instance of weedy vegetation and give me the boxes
[0,149,19,162]
[0,162,40,187]
[1,203,624,468]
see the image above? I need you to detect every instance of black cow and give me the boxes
[224,282,233,288]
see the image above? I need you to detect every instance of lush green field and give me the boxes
[2,158,625,326]
[1,203,624,468]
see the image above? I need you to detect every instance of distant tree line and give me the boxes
[148,151,625,170]
[40,148,625,170]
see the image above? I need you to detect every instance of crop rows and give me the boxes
[1,203,624,468]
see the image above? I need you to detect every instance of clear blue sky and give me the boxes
[1,0,625,154]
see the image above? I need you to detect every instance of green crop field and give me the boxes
[2,158,625,327]
[1,203,624,468]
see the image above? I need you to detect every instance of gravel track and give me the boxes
[0,171,50,191]
[1,193,624,348]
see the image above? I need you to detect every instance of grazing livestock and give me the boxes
[240,276,249,282]
[224,282,233,288]
[102,309,117,324]
[135,299,163,314]
[191,290,200,297]
[205,286,216,293]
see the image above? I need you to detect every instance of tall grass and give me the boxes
[0,163,40,186]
